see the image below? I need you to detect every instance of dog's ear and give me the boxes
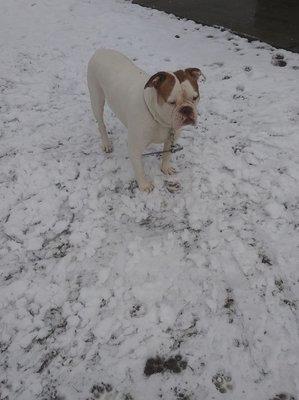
[144,71,168,89]
[185,68,206,82]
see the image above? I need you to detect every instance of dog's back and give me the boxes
[87,49,149,127]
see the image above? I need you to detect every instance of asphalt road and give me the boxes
[132,0,299,52]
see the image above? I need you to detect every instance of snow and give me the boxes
[1,0,299,399]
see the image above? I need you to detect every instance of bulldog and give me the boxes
[87,49,203,192]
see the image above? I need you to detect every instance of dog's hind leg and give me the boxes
[87,68,112,153]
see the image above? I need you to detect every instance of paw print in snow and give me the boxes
[271,54,287,67]
[130,303,146,318]
[164,180,181,193]
[224,289,236,323]
[90,383,113,399]
[270,394,296,400]
[212,371,233,393]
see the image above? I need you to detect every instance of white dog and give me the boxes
[87,49,203,192]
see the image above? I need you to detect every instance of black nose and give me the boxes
[180,106,193,116]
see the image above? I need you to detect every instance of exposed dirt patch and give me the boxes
[36,350,59,373]
[260,253,272,265]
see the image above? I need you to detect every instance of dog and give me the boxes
[87,49,203,192]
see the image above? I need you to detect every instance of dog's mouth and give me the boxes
[170,103,198,130]
[173,112,197,129]
[182,115,196,126]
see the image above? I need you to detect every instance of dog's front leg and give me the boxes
[128,136,154,193]
[161,135,176,175]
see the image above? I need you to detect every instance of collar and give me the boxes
[143,89,173,129]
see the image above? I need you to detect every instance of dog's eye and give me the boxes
[193,95,199,101]
[168,100,176,106]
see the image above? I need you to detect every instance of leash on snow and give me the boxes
[142,143,183,157]
[94,121,184,157]
[142,128,183,157]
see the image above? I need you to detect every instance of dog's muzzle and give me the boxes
[180,105,196,125]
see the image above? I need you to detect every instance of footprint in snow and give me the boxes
[271,54,287,67]
[130,302,146,318]
[212,371,233,393]
[90,383,114,399]
[210,62,224,68]
[173,387,193,400]
[144,354,187,376]
[164,180,182,193]
[269,394,296,400]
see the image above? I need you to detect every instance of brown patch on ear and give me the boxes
[185,68,203,80]
[173,69,186,83]
[145,71,167,89]
[145,71,175,102]
[185,69,199,92]
[174,68,204,93]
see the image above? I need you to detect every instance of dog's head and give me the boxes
[144,68,204,130]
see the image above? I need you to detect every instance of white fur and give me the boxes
[87,49,198,192]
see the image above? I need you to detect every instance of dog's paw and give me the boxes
[102,141,113,153]
[161,163,176,175]
[138,180,154,193]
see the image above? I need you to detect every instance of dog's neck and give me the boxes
[143,88,172,129]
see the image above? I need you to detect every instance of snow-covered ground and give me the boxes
[1,0,299,399]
